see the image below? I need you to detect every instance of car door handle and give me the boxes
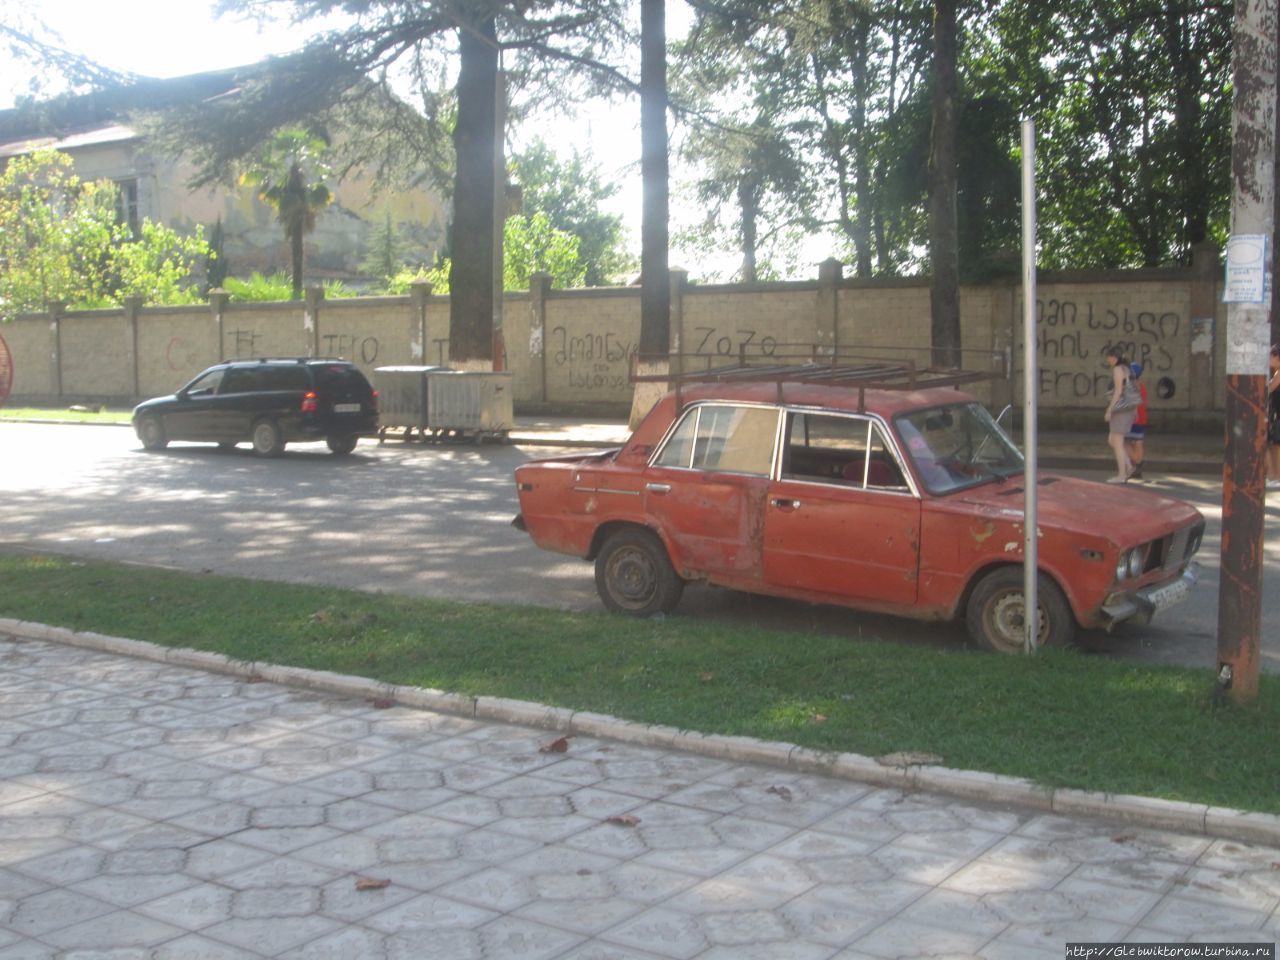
[646,482,672,494]
[771,498,801,510]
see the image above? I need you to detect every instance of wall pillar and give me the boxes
[48,301,64,399]
[209,289,229,361]
[125,296,143,399]
[670,268,688,375]
[304,285,325,358]
[409,281,432,364]
[817,258,843,355]
[528,272,551,402]
[1188,242,1220,413]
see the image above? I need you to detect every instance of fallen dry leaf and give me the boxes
[1112,833,1136,844]
[606,814,641,827]
[875,751,943,768]
[371,698,396,709]
[540,736,571,754]
[812,713,828,723]
[699,672,714,683]
[766,785,794,802]
[355,877,391,891]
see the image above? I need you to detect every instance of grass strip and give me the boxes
[1,550,1276,813]
[0,406,133,424]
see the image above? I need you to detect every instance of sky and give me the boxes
[0,0,822,280]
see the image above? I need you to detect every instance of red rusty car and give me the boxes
[513,369,1203,653]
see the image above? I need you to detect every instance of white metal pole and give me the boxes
[1021,118,1039,654]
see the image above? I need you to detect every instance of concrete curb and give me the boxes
[2,617,1274,847]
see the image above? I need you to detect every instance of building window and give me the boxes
[115,179,139,236]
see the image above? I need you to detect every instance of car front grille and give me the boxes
[1144,520,1205,575]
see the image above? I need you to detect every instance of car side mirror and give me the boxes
[629,443,653,459]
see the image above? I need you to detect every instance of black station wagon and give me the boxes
[132,358,379,456]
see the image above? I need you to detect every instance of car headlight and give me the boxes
[1116,551,1130,582]
[1128,546,1147,579]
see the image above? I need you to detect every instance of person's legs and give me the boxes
[1125,434,1145,479]
[1107,430,1131,482]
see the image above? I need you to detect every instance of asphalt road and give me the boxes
[2,421,1277,674]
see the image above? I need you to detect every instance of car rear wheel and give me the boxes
[136,417,167,451]
[326,434,358,455]
[251,419,285,457]
[594,527,684,617]
[965,567,1076,654]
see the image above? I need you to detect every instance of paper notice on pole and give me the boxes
[1223,234,1268,303]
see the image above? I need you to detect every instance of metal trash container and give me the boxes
[424,370,513,440]
[372,366,512,443]
[372,366,444,441]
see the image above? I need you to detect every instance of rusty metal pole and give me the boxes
[1217,0,1276,704]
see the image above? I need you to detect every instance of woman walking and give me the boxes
[1103,346,1137,483]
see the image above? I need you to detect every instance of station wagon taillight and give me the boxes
[301,391,318,413]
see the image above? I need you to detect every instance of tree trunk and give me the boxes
[639,0,670,358]
[450,18,498,364]
[928,0,961,369]
[738,177,758,284]
[290,225,303,300]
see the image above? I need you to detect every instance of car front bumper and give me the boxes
[1100,561,1200,628]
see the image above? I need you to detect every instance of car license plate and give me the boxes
[1144,577,1192,612]
[334,403,361,413]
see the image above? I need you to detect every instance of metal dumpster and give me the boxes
[372,366,513,443]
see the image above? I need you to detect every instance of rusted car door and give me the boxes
[762,412,922,607]
[642,403,780,581]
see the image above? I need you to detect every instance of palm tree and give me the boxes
[243,129,333,300]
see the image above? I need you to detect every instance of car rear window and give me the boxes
[314,364,372,396]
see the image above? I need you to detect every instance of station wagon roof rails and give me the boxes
[630,344,1007,409]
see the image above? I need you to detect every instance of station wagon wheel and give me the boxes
[966,567,1076,654]
[326,434,358,456]
[136,416,167,451]
[595,528,684,617]
[251,419,285,457]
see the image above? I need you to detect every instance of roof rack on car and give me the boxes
[630,343,1008,410]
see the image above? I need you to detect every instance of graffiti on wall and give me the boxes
[226,329,384,364]
[550,325,635,391]
[1035,299,1183,403]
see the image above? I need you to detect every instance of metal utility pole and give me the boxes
[1217,0,1276,704]
[1021,119,1039,655]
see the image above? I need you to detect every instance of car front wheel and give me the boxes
[326,434,358,455]
[251,419,285,457]
[594,527,684,617]
[965,567,1076,654]
[136,417,167,451]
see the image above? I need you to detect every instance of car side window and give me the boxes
[261,367,309,391]
[782,412,907,490]
[653,404,778,476]
[220,368,258,393]
[184,369,224,397]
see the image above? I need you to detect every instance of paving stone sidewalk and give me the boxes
[1,634,1277,960]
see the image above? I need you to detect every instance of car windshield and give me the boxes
[895,402,1023,494]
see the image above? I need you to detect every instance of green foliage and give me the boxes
[509,140,634,286]
[222,271,355,302]
[112,221,210,305]
[421,212,586,294]
[0,149,209,318]
[360,210,407,283]
[223,272,294,302]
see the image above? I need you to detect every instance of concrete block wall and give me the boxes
[0,250,1227,430]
